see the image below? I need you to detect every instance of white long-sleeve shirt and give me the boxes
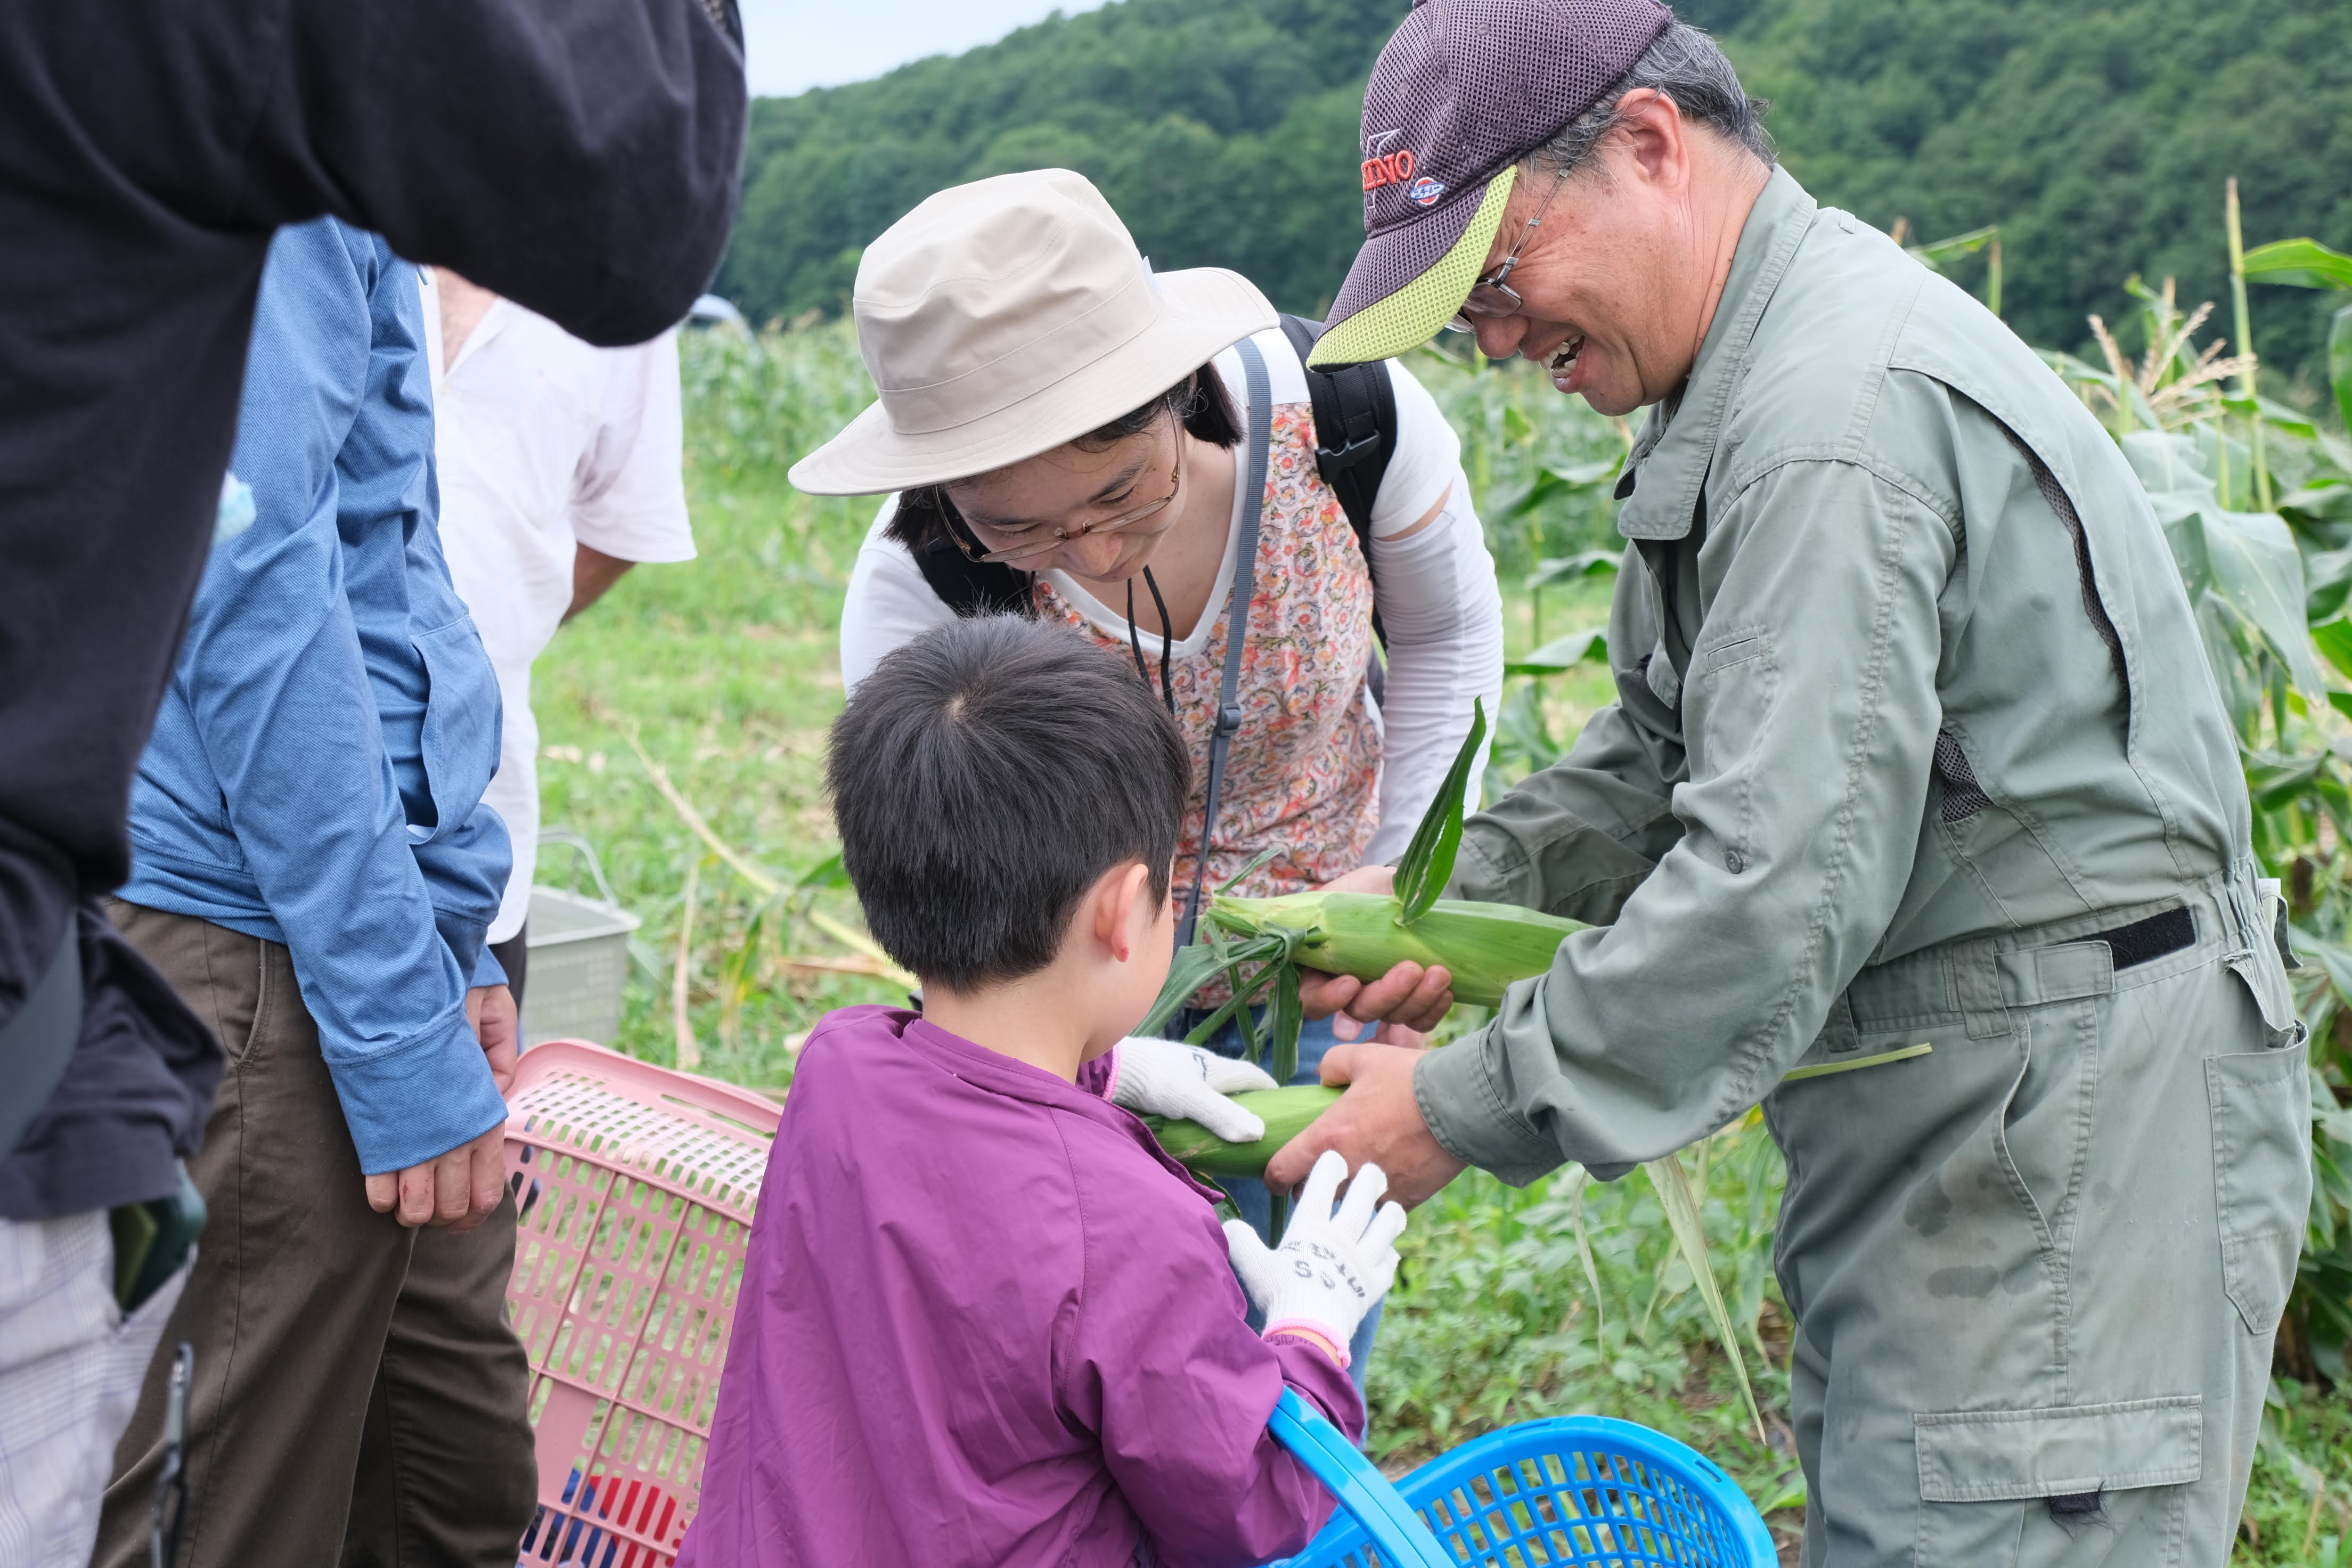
[839,328,1503,863]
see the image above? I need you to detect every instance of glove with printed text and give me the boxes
[1106,1036,1280,1142]
[1223,1150,1408,1365]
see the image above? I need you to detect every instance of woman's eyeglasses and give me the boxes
[950,427,1184,566]
[1443,172,1571,332]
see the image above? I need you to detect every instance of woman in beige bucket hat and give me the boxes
[795,167,1502,1374]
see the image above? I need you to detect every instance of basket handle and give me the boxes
[1268,1389,1454,1566]
[537,827,623,907]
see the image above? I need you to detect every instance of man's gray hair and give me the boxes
[1525,22,1774,178]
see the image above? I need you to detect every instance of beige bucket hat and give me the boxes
[788,169,1278,496]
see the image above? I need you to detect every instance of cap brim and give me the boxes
[789,267,1276,495]
[1308,168,1518,369]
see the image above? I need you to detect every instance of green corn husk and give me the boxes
[1141,1085,1343,1178]
[1205,891,1580,1009]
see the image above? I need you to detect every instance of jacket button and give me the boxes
[1725,851,1745,873]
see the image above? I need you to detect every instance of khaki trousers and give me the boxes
[1765,868,2308,1566]
[92,902,535,1568]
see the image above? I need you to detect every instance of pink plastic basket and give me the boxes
[502,1040,781,1567]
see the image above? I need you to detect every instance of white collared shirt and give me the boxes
[420,271,695,942]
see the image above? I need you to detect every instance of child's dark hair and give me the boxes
[827,616,1193,988]
[886,364,1242,553]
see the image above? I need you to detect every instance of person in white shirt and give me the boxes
[333,268,696,1568]
[422,268,698,995]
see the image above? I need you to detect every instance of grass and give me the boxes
[533,321,2350,1561]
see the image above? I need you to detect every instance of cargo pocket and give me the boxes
[1915,1398,2202,1565]
[2206,1038,2313,1337]
[1683,626,1777,875]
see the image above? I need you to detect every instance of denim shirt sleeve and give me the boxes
[351,239,512,992]
[181,218,506,1173]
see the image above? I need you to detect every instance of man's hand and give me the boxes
[1264,1041,1467,1209]
[365,1122,508,1232]
[469,983,519,1095]
[365,986,514,1230]
[1298,865,1456,1036]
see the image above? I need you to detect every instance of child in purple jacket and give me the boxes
[679,617,1408,1568]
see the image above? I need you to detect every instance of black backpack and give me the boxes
[910,314,1400,655]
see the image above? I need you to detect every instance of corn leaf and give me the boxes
[1528,549,1621,590]
[1905,224,1997,270]
[1138,936,1248,1036]
[2124,430,2330,703]
[1393,697,1488,924]
[1171,929,1298,1046]
[2333,305,2352,439]
[1505,627,1608,677]
[2242,236,2352,292]
[1216,846,1281,895]
[1231,973,1263,1065]
[1268,960,1302,1087]
[1561,1166,1605,1341]
[1644,1152,1765,1443]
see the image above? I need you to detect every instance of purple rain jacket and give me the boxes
[678,1004,1360,1568]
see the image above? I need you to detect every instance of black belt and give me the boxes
[2082,905,2195,971]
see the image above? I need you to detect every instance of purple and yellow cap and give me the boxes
[1308,0,1673,369]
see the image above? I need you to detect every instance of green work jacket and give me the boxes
[1417,168,2253,1182]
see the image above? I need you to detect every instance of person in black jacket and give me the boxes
[0,1,742,1560]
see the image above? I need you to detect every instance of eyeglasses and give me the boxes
[1443,172,1572,332]
[949,424,1185,566]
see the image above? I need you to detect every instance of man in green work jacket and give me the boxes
[1270,2,2312,1561]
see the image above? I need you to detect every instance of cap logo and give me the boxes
[1407,176,1446,207]
[1361,149,1417,193]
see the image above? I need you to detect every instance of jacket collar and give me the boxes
[1616,167,1818,542]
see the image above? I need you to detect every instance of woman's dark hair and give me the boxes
[886,363,1242,552]
[826,615,1193,988]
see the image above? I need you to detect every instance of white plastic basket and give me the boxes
[522,830,642,1049]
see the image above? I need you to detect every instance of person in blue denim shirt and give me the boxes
[92,216,537,1568]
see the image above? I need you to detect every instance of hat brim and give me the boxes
[1308,168,1519,370]
[789,267,1278,496]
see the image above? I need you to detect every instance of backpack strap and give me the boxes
[1279,313,1396,701]
[911,532,1035,618]
[1278,314,1396,615]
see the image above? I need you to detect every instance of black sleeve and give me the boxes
[10,0,745,348]
[252,0,747,344]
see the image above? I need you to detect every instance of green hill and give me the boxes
[722,0,2352,391]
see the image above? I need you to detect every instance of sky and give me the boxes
[740,0,1112,99]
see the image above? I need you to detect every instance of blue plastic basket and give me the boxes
[1267,1391,1775,1567]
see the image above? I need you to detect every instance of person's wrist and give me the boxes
[1264,1319,1349,1369]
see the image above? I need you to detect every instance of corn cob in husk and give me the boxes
[1205,891,1580,1009]
[1140,1086,1342,1178]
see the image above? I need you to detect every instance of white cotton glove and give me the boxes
[1223,1151,1409,1363]
[1107,1036,1280,1142]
